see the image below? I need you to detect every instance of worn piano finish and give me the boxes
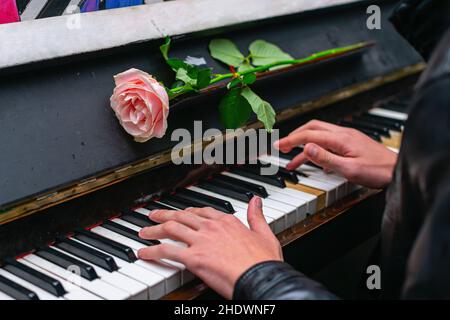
[0,0,423,299]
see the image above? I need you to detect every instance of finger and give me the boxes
[247,196,273,236]
[285,152,307,171]
[139,221,197,244]
[138,243,187,263]
[149,209,206,230]
[185,207,224,220]
[303,143,350,175]
[275,130,345,154]
[323,168,333,174]
[289,120,342,135]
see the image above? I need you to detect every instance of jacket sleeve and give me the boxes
[400,77,450,299]
[232,261,337,300]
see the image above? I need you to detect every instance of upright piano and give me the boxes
[0,0,423,300]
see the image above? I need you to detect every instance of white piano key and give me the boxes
[188,186,286,232]
[50,245,148,300]
[89,226,181,293]
[300,164,348,199]
[387,146,399,153]
[18,259,102,300]
[368,108,408,121]
[70,237,166,299]
[21,255,130,300]
[222,172,305,222]
[296,174,336,206]
[20,0,48,20]
[0,269,62,300]
[0,291,14,300]
[135,203,266,231]
[259,154,346,201]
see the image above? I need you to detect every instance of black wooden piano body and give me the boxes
[0,0,423,299]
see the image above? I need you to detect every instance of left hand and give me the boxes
[138,196,283,299]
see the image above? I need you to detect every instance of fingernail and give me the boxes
[185,207,193,211]
[148,210,159,217]
[254,196,262,208]
[286,163,294,170]
[138,229,146,238]
[306,145,318,158]
[273,141,280,150]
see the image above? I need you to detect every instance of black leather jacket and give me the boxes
[233,1,450,300]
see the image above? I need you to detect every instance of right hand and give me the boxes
[274,120,398,189]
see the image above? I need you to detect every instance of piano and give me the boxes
[0,0,423,300]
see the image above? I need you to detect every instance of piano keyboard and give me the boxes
[0,101,408,300]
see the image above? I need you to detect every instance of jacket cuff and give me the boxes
[233,261,337,300]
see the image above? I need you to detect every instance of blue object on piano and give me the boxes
[80,0,100,12]
[105,0,144,9]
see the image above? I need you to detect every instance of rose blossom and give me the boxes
[110,68,169,142]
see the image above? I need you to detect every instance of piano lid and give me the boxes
[0,0,423,219]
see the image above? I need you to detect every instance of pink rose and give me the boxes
[110,68,169,143]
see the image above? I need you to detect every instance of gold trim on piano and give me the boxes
[0,62,426,225]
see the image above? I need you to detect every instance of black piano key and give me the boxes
[277,147,304,161]
[55,237,118,272]
[175,188,235,214]
[35,247,98,281]
[145,202,175,211]
[199,180,254,203]
[273,165,299,183]
[0,274,39,300]
[380,103,408,113]
[351,118,401,134]
[16,0,31,15]
[231,165,286,188]
[74,229,137,263]
[357,114,402,132]
[362,112,405,125]
[102,221,161,246]
[358,129,382,141]
[3,258,66,297]
[215,174,269,198]
[158,195,192,210]
[121,210,157,228]
[339,120,391,137]
[36,0,72,19]
[275,147,320,172]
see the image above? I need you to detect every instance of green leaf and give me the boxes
[196,68,212,89]
[160,37,171,61]
[241,87,276,132]
[166,58,188,72]
[242,73,257,85]
[176,68,196,86]
[175,67,212,89]
[209,39,245,67]
[238,62,253,72]
[249,40,293,66]
[218,88,252,129]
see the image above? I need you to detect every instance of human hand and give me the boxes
[138,196,283,299]
[274,120,398,189]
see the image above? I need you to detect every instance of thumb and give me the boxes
[247,196,272,235]
[304,143,349,175]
